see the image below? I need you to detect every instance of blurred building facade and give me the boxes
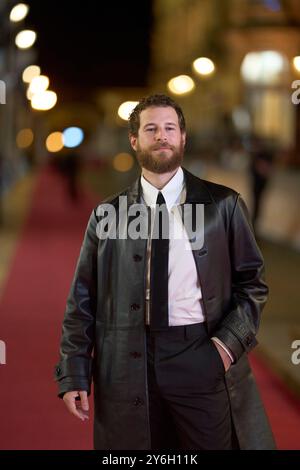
[2,0,300,243]
[150,0,300,164]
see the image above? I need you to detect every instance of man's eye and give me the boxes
[146,128,155,132]
[166,127,175,131]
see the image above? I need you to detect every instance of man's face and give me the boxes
[130,106,186,174]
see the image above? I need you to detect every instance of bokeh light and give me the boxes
[10,3,29,22]
[28,75,49,94]
[31,91,57,110]
[45,132,64,152]
[118,101,139,121]
[62,127,84,148]
[16,128,34,149]
[293,56,300,73]
[22,65,41,84]
[113,153,134,172]
[241,51,287,84]
[193,57,215,76]
[15,30,37,49]
[167,75,195,95]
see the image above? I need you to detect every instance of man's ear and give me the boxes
[129,134,138,151]
[182,132,187,148]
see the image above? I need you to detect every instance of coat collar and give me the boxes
[127,166,212,205]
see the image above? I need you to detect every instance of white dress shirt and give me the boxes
[140,166,234,363]
[141,166,205,326]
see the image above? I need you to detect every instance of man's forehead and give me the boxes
[140,106,179,125]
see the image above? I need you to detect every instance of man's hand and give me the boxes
[211,339,232,372]
[63,391,89,421]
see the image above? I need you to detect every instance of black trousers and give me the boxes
[146,323,233,450]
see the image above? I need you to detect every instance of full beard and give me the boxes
[135,141,185,174]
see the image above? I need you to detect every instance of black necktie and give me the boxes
[150,192,169,330]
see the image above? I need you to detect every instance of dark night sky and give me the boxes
[25,1,153,98]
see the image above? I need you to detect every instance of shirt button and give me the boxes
[133,254,142,262]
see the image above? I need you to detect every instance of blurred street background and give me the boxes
[0,0,300,449]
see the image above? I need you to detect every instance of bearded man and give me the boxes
[55,94,275,450]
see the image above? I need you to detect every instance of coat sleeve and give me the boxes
[54,209,98,397]
[214,194,268,362]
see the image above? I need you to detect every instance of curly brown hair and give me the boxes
[128,94,186,137]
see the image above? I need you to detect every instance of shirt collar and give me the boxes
[141,166,184,211]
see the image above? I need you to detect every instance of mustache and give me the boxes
[152,143,174,150]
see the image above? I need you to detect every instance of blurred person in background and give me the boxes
[248,135,275,232]
[55,94,275,450]
[52,151,82,203]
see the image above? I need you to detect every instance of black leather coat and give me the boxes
[55,168,276,450]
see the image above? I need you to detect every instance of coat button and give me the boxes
[56,367,61,376]
[131,303,140,311]
[197,248,207,256]
[133,397,143,406]
[133,254,142,262]
[245,336,252,346]
[130,351,141,359]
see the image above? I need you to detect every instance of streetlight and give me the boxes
[22,65,41,83]
[167,75,195,95]
[9,3,29,23]
[293,56,300,73]
[28,75,50,94]
[15,30,37,49]
[118,101,139,120]
[193,57,215,76]
[31,91,57,110]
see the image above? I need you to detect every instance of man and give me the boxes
[55,94,275,450]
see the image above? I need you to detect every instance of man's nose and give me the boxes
[155,128,167,141]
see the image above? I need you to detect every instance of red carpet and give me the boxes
[0,166,96,449]
[0,166,300,449]
[249,354,300,449]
